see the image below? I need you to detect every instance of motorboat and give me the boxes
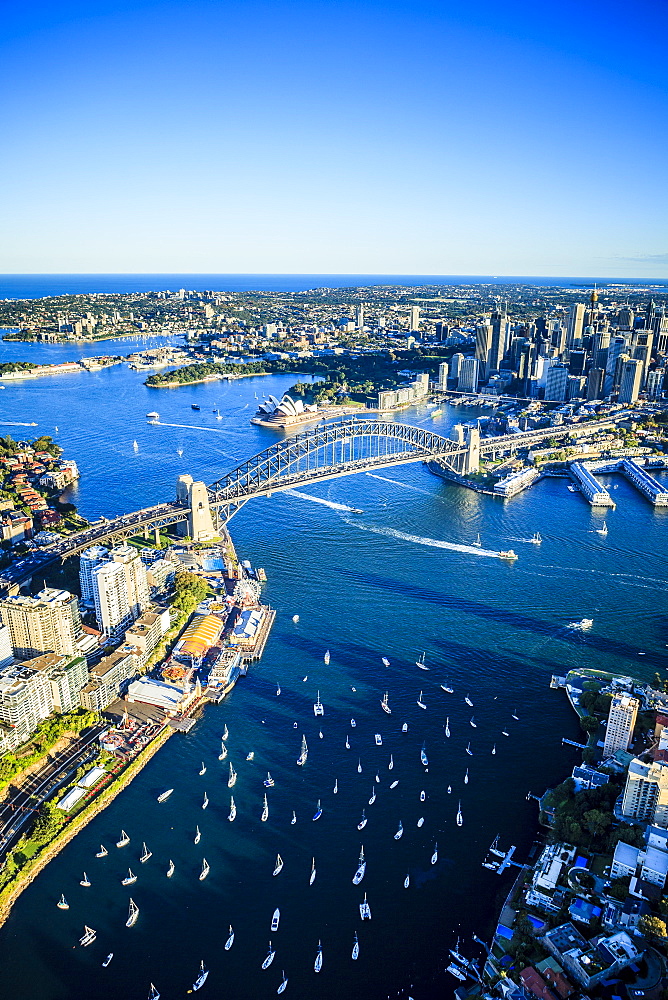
[441,682,454,693]
[202,791,209,810]
[394,821,403,840]
[79,925,96,947]
[262,942,276,970]
[390,780,399,789]
[116,830,130,848]
[80,872,91,887]
[312,799,322,821]
[121,868,137,886]
[447,784,452,794]
[357,758,362,773]
[96,844,108,858]
[297,734,308,766]
[271,908,280,932]
[499,549,518,560]
[57,894,69,910]
[314,940,323,973]
[324,649,330,664]
[199,762,207,775]
[465,694,473,707]
[382,657,390,667]
[375,733,382,746]
[352,931,359,960]
[194,826,201,844]
[199,858,210,881]
[192,961,209,992]
[319,730,323,739]
[228,762,237,787]
[388,754,394,770]
[102,953,113,967]
[381,691,391,714]
[225,925,234,950]
[359,892,371,920]
[126,898,139,927]
[314,691,324,717]
[228,796,237,821]
[417,691,427,709]
[357,809,367,831]
[167,860,175,878]
[457,802,463,827]
[464,768,469,784]
[368,786,376,805]
[157,788,174,803]
[310,857,316,885]
[292,614,300,623]
[431,843,438,864]
[146,411,159,420]
[263,772,275,788]
[447,963,467,981]
[191,404,201,411]
[261,793,269,822]
[420,789,426,802]
[140,842,152,863]
[490,837,505,858]
[350,718,356,727]
[416,652,429,670]
[246,751,254,761]
[401,722,408,732]
[277,971,288,994]
[417,816,424,827]
[420,745,428,766]
[273,854,283,876]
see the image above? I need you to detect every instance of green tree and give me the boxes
[579,715,600,734]
[173,571,209,613]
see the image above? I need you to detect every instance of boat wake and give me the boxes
[150,419,243,437]
[284,490,361,513]
[348,520,500,558]
[365,472,441,500]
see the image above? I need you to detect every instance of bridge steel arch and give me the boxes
[207,417,467,522]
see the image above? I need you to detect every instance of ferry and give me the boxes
[394,821,403,840]
[313,691,324,717]
[228,762,237,787]
[352,931,359,960]
[498,549,518,560]
[359,892,371,920]
[79,925,96,947]
[357,809,367,831]
[404,873,410,888]
[140,842,152,863]
[310,857,316,885]
[271,908,280,932]
[167,860,175,878]
[277,971,288,994]
[262,943,276,970]
[228,796,237,821]
[57,894,69,910]
[194,825,201,844]
[80,872,91,887]
[272,854,283,876]
[102,953,113,967]
[312,799,322,821]
[191,960,209,992]
[96,844,108,858]
[314,940,323,973]
[121,868,137,886]
[199,858,210,881]
[116,830,130,848]
[261,793,269,822]
[381,691,391,714]
[375,733,382,746]
[225,925,234,950]
[263,772,275,788]
[126,898,139,927]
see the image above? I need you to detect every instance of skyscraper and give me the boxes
[622,758,668,828]
[544,363,568,401]
[79,545,109,603]
[603,694,639,758]
[92,560,131,636]
[437,362,449,390]
[490,306,509,372]
[409,306,420,332]
[618,359,643,404]
[475,322,493,381]
[0,588,81,660]
[586,368,605,401]
[566,303,586,348]
[457,357,479,392]
[111,544,150,620]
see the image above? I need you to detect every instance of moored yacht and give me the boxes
[314,940,323,973]
[333,778,338,794]
[310,857,316,885]
[352,931,359,960]
[272,854,283,876]
[271,908,280,932]
[192,960,209,992]
[228,762,237,787]
[291,810,297,824]
[140,842,152,863]
[116,830,130,848]
[277,971,288,994]
[157,788,173,803]
[457,802,463,827]
[225,925,234,950]
[381,691,391,714]
[381,656,390,667]
[80,872,91,887]
[126,898,139,927]
[324,649,330,664]
[465,742,473,756]
[297,734,308,766]
[121,868,137,886]
[79,925,96,947]
[199,762,207,775]
[420,745,428,766]
[388,754,394,770]
[96,844,108,858]
[394,821,403,840]
[102,952,113,967]
[357,758,362,773]
[219,742,228,761]
[359,892,371,920]
[464,768,469,784]
[431,842,438,864]
[417,691,427,709]
[167,860,175,878]
[404,873,410,888]
[368,786,376,805]
[228,796,236,822]
[202,791,209,809]
[441,682,454,693]
[57,894,69,910]
[262,942,276,970]
[261,793,269,822]
[312,799,322,821]
[199,858,210,881]
[357,809,367,831]
[314,691,324,717]
[465,694,473,707]
[352,845,366,884]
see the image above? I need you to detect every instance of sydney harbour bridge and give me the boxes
[0,415,609,593]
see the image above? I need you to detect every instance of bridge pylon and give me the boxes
[176,475,216,541]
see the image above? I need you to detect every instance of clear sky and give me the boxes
[1,0,667,277]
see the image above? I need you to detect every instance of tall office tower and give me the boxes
[535,315,548,337]
[110,544,150,620]
[475,323,493,381]
[356,304,365,330]
[617,305,634,330]
[437,362,449,390]
[645,298,657,331]
[435,322,450,342]
[618,358,644,403]
[566,303,586,348]
[593,328,611,370]
[490,306,509,371]
[544,364,569,401]
[603,694,639,757]
[0,624,12,668]
[612,353,630,392]
[450,353,464,383]
[0,588,81,660]
[517,342,532,385]
[652,307,668,354]
[586,368,606,401]
[568,350,587,376]
[79,545,109,602]
[549,320,566,354]
[457,357,479,392]
[647,369,665,400]
[632,329,654,383]
[622,758,668,827]
[567,375,586,401]
[605,336,629,393]
[92,560,131,636]
[409,306,420,332]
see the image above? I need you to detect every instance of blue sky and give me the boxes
[1,0,666,276]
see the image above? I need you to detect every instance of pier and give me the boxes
[587,458,668,506]
[569,462,616,507]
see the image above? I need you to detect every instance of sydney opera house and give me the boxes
[251,392,320,426]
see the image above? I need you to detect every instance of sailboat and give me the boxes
[218,742,228,761]
[530,531,542,544]
[420,789,426,802]
[421,745,428,766]
[465,694,473,707]
[199,858,210,881]
[262,942,276,969]
[222,724,229,740]
[416,652,429,670]
[447,784,452,794]
[324,650,330,664]
[96,844,108,858]
[202,791,209,809]
[291,810,297,825]
[273,854,283,876]
[394,821,404,840]
[441,681,454,693]
[473,532,482,546]
[417,691,427,709]
[464,768,469,784]
[228,796,237,821]
[404,873,410,888]
[345,736,350,749]
[353,847,366,885]
[194,826,201,844]
[597,522,608,536]
[261,793,269,822]
[271,908,280,932]
[381,691,391,714]
[277,971,288,994]
[359,892,372,920]
[177,447,183,457]
[167,860,175,878]
[192,960,209,992]
[57,894,69,910]
[79,925,96,947]
[465,742,473,756]
[148,985,160,1000]
[314,940,323,973]
[313,691,324,717]
[140,842,152,863]
[401,722,408,732]
[512,709,519,720]
[80,872,91,887]
[417,816,424,827]
[264,772,275,788]
[246,751,255,760]
[352,931,359,960]
[121,868,137,886]
[470,716,477,728]
[457,802,463,826]
[368,784,377,805]
[357,809,367,831]
[199,762,207,775]
[357,758,362,773]
[225,925,234,950]
[312,799,322,821]
[126,898,139,927]
[133,440,139,452]
[310,857,316,885]
[388,754,394,770]
[492,744,496,755]
[297,734,308,766]
[276,683,281,696]
[116,830,130,848]
[228,762,237,787]
[102,953,113,967]
[157,788,173,803]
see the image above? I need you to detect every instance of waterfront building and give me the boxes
[457,357,479,392]
[543,924,639,990]
[110,544,150,619]
[79,645,142,712]
[618,358,643,404]
[437,361,448,390]
[611,839,668,889]
[602,694,639,758]
[450,352,464,384]
[621,757,668,827]
[79,545,109,602]
[92,560,131,636]
[0,588,81,660]
[17,652,90,715]
[0,660,54,748]
[124,610,169,668]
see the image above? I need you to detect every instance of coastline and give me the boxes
[0,725,174,929]
[146,370,271,388]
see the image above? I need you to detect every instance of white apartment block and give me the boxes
[622,757,668,827]
[0,661,54,748]
[0,588,81,660]
[111,544,150,619]
[603,694,639,758]
[92,560,131,636]
[79,545,109,602]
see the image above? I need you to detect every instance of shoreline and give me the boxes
[146,370,271,388]
[0,725,174,929]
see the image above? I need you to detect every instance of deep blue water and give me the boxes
[2,274,668,298]
[0,340,666,1000]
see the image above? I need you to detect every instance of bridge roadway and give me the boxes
[0,415,620,592]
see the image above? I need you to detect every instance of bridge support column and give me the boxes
[154,527,161,547]
[464,426,480,475]
[176,475,216,541]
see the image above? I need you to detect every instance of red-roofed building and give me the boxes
[520,968,560,1000]
[542,966,575,999]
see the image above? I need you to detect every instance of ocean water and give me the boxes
[0,338,666,1000]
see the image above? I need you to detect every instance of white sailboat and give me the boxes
[345,735,350,749]
[368,786,376,805]
[310,857,316,885]
[381,691,391,714]
[167,860,175,878]
[465,694,473,707]
[313,691,324,717]
[126,898,139,927]
[272,854,283,876]
[394,821,404,840]
[202,791,209,810]
[420,745,428,766]
[416,651,429,670]
[218,742,228,761]
[222,724,229,740]
[464,768,469,784]
[323,649,330,664]
[431,842,438,864]
[277,971,288,994]
[402,722,408,732]
[116,830,130,848]
[597,522,608,536]
[390,779,399,789]
[228,796,237,821]
[473,532,482,546]
[140,842,152,863]
[57,894,69,910]
[225,925,234,950]
[148,984,159,1000]
[352,931,359,960]
[121,868,137,886]
[350,718,356,727]
[102,953,113,967]
[262,942,276,970]
[276,683,281,696]
[194,825,201,844]
[417,816,424,827]
[192,960,209,992]
[292,614,300,623]
[80,872,91,887]
[457,802,463,826]
[199,858,210,881]
[492,744,496,755]
[417,691,426,709]
[228,762,237,787]
[96,844,108,858]
[530,531,542,544]
[297,734,308,766]
[199,762,207,775]
[333,778,338,794]
[359,892,371,920]
[157,788,173,803]
[246,751,255,760]
[312,799,322,821]
[357,809,367,831]
[388,754,394,770]
[261,793,269,822]
[79,925,96,947]
[263,772,275,788]
[470,716,477,728]
[314,940,323,973]
[441,681,454,693]
[466,742,473,756]
[291,810,297,825]
[403,873,410,888]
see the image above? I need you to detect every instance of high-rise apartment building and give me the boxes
[0,624,12,668]
[0,588,81,660]
[603,694,639,757]
[437,362,449,390]
[111,544,150,620]
[618,359,644,404]
[92,560,131,636]
[622,758,668,828]
[0,661,54,747]
[79,545,109,603]
[409,306,420,332]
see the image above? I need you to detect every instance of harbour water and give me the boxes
[0,335,667,999]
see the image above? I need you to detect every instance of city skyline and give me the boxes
[1,0,667,276]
